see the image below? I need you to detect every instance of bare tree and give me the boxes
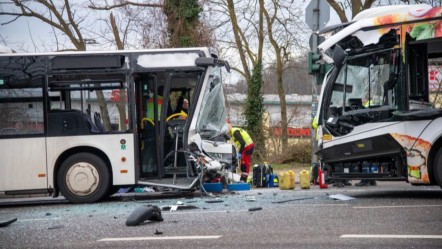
[222,0,266,160]
[0,0,117,130]
[263,1,309,152]
[88,0,167,49]
[0,0,92,51]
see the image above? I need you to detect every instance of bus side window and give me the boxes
[47,110,91,136]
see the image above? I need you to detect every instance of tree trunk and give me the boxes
[276,52,288,152]
[110,12,127,130]
[95,88,112,130]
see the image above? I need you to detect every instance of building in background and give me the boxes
[225,94,312,138]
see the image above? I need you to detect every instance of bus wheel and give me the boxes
[435,148,442,188]
[58,153,111,204]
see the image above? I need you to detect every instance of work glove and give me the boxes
[237,153,242,159]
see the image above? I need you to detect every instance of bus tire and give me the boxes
[57,153,111,204]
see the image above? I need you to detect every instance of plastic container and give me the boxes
[370,165,379,173]
[202,183,223,192]
[279,170,295,190]
[300,170,310,189]
[227,183,250,191]
[247,175,253,185]
[267,174,279,187]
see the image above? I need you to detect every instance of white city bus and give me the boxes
[313,5,442,187]
[0,47,234,203]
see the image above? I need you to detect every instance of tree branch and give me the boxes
[326,0,349,23]
[88,1,163,10]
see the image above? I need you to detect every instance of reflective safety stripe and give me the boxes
[146,96,163,120]
[231,128,253,148]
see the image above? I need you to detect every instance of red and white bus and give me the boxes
[313,5,442,187]
[0,47,233,203]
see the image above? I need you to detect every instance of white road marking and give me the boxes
[18,217,63,222]
[163,204,350,215]
[353,204,442,209]
[341,234,442,239]
[99,235,222,242]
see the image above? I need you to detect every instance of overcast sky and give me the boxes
[0,0,341,53]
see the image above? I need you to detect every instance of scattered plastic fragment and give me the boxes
[161,205,198,212]
[48,225,64,230]
[205,199,224,203]
[245,196,256,202]
[271,197,314,204]
[117,187,132,193]
[329,194,356,201]
[154,229,163,235]
[0,218,17,228]
[126,205,163,226]
[134,187,155,193]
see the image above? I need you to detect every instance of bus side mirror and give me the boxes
[195,57,215,66]
[333,44,346,67]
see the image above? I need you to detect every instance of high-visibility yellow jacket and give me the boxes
[146,96,163,120]
[231,127,253,153]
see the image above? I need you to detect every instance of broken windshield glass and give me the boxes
[196,66,227,139]
[325,49,397,136]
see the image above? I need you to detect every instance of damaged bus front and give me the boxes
[313,5,442,187]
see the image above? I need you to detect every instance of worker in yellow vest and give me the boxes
[146,94,163,120]
[227,124,255,182]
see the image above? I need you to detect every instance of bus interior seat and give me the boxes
[94,112,105,132]
[47,109,91,136]
[83,113,100,133]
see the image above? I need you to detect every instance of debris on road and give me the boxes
[126,205,163,226]
[0,218,17,228]
[48,225,64,230]
[271,197,314,204]
[328,194,356,201]
[161,204,198,212]
[205,199,224,203]
[248,207,262,212]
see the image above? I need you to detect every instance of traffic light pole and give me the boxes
[311,0,320,164]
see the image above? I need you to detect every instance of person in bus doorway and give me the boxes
[227,124,255,182]
[174,95,189,120]
[145,90,163,121]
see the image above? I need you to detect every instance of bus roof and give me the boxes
[0,47,212,58]
[318,4,441,63]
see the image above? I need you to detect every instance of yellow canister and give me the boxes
[279,170,295,190]
[300,170,310,189]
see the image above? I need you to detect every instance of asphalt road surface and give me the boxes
[1,181,442,249]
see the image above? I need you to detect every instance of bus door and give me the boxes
[0,56,48,192]
[136,70,200,185]
[137,73,160,177]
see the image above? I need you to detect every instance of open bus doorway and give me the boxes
[135,71,201,184]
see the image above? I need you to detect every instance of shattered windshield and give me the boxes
[324,49,398,136]
[196,66,227,138]
[330,49,393,112]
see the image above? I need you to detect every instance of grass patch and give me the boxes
[270,163,310,171]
